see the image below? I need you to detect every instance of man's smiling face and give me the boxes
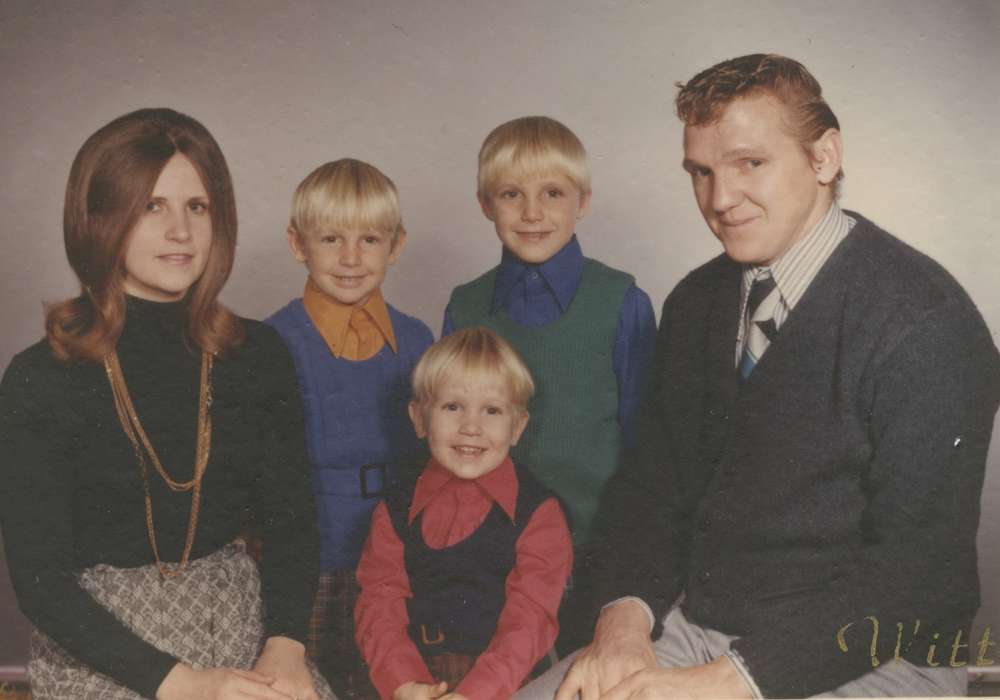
[682,92,839,266]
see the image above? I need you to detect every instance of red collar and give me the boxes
[408,456,519,524]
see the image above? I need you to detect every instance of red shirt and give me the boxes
[355,457,573,700]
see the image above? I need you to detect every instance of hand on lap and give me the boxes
[600,657,751,699]
[252,636,318,700]
[555,600,658,700]
[157,662,295,699]
[392,680,449,700]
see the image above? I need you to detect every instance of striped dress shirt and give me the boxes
[735,202,856,366]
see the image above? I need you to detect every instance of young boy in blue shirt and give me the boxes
[442,116,656,652]
[267,158,433,695]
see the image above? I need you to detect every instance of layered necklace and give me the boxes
[103,349,213,578]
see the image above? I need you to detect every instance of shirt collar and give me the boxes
[301,278,398,358]
[491,235,584,314]
[408,456,519,524]
[741,201,854,312]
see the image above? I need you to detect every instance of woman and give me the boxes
[0,108,336,700]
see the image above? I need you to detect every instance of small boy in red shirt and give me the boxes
[355,327,573,700]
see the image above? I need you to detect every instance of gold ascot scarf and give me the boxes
[301,278,398,361]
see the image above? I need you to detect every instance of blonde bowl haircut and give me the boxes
[411,327,535,415]
[289,158,405,245]
[477,116,591,201]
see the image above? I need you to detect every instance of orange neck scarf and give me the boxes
[301,278,397,361]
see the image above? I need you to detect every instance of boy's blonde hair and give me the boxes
[477,116,591,200]
[290,158,405,244]
[411,327,535,412]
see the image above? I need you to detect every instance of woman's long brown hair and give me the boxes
[46,108,244,363]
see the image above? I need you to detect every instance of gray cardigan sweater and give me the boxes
[594,213,1000,697]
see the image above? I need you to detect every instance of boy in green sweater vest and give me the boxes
[441,116,656,652]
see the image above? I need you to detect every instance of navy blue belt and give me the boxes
[315,463,394,498]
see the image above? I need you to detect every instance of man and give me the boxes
[518,54,1000,699]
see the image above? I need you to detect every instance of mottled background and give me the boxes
[1,0,997,678]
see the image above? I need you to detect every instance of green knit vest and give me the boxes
[448,258,632,544]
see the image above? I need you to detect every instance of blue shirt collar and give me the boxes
[491,235,584,314]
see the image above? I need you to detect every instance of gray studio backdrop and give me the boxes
[1,0,998,677]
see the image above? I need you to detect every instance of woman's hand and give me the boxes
[252,636,319,700]
[156,662,294,699]
[392,680,449,700]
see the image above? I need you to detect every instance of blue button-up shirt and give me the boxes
[442,236,656,447]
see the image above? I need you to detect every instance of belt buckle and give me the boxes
[360,462,388,499]
[420,623,445,645]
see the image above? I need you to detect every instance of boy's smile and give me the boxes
[409,373,528,481]
[480,172,590,265]
[288,226,405,306]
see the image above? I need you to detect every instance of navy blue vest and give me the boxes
[266,299,433,569]
[385,465,556,657]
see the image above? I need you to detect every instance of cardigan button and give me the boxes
[698,517,711,532]
[699,570,711,584]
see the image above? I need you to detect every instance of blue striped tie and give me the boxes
[739,271,779,380]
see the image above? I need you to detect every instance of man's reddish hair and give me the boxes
[676,53,844,184]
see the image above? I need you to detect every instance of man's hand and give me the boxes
[392,680,449,700]
[252,636,319,700]
[600,656,752,700]
[555,600,658,700]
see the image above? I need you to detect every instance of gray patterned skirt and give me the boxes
[28,542,337,699]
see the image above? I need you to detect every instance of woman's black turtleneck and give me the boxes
[0,296,319,698]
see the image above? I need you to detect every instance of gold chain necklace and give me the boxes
[103,350,213,578]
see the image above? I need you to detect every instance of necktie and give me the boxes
[739,271,780,379]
